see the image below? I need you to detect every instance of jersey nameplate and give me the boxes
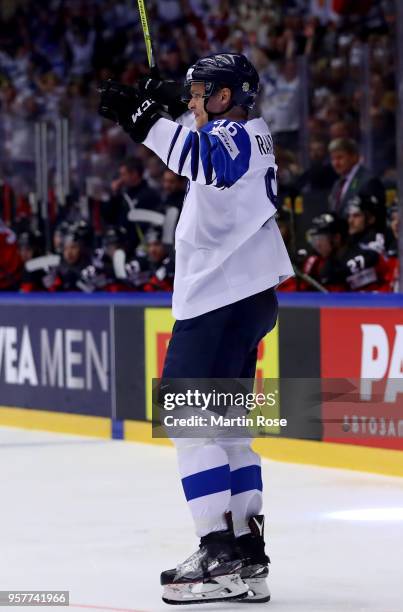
[255,134,274,156]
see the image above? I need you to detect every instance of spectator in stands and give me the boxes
[370,101,396,178]
[102,156,162,254]
[328,138,385,218]
[159,42,188,80]
[65,17,96,78]
[1,82,39,195]
[297,138,337,193]
[329,120,356,141]
[260,59,301,150]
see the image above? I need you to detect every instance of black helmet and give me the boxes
[102,226,127,247]
[69,219,93,247]
[182,53,259,111]
[348,191,386,230]
[18,230,44,253]
[348,193,381,216]
[54,220,70,235]
[308,213,348,238]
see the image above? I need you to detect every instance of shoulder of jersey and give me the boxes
[201,119,250,161]
[201,119,248,138]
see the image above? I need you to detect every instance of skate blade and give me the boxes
[162,573,248,605]
[236,576,271,604]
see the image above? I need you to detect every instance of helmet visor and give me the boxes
[181,80,216,103]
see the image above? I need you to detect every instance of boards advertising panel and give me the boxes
[144,306,280,430]
[0,304,112,416]
[321,308,403,449]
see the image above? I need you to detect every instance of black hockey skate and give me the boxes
[161,514,248,605]
[235,515,271,603]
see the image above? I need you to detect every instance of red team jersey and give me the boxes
[0,222,22,290]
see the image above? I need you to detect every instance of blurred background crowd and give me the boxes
[0,0,400,293]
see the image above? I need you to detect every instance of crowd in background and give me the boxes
[0,0,399,293]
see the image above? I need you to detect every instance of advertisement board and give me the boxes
[113,305,146,421]
[321,309,403,449]
[0,304,112,416]
[278,307,322,440]
[144,307,280,428]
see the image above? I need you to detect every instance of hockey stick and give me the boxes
[293,265,329,293]
[137,0,160,78]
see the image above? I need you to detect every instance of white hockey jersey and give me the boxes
[144,116,293,319]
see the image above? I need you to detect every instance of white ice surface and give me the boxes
[0,427,402,612]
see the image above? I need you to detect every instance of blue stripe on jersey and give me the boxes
[191,132,200,181]
[201,120,251,188]
[167,124,183,166]
[178,131,193,175]
[181,464,230,501]
[199,131,213,185]
[230,465,262,496]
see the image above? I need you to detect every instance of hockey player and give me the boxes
[306,211,390,292]
[78,226,130,293]
[346,192,386,254]
[305,213,351,291]
[125,226,175,292]
[48,224,92,292]
[99,54,293,604]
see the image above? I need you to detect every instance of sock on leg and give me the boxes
[175,438,231,537]
[216,439,263,537]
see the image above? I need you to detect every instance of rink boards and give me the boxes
[0,293,402,475]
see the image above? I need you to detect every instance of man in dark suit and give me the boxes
[328,138,385,218]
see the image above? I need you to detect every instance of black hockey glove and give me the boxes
[138,77,188,120]
[98,80,163,143]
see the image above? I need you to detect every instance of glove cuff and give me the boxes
[124,106,163,143]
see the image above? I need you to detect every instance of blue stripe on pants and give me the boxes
[181,464,230,501]
[230,465,262,496]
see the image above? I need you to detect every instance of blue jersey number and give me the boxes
[264,167,278,208]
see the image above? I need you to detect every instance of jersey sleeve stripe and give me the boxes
[178,131,193,175]
[200,131,213,185]
[167,124,183,167]
[190,132,200,181]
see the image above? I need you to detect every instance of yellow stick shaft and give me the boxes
[137,0,155,69]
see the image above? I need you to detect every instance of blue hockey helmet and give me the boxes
[182,53,260,111]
